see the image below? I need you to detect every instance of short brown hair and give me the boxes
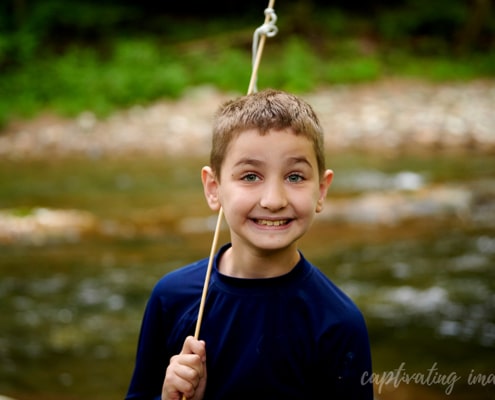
[210,89,326,180]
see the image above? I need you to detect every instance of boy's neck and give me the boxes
[219,244,300,279]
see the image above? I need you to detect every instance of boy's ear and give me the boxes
[201,166,221,211]
[316,169,334,213]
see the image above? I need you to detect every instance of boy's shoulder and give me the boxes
[151,258,208,299]
[303,262,366,324]
[302,259,352,299]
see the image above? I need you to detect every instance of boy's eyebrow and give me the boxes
[233,157,264,168]
[288,156,312,167]
[233,156,313,168]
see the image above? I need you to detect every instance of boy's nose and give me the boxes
[259,181,288,210]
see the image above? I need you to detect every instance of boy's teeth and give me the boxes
[257,219,288,226]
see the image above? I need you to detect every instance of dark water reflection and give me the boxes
[0,153,494,400]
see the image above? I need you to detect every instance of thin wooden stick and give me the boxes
[180,3,276,398]
[182,5,275,400]
[192,0,276,342]
[192,207,223,338]
[182,7,275,400]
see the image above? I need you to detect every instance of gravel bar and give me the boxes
[1,79,494,159]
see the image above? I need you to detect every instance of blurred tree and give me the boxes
[457,0,493,53]
[12,0,26,28]
[0,0,493,70]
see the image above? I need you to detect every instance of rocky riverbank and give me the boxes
[1,79,494,160]
[1,79,494,246]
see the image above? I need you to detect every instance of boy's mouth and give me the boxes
[254,219,290,227]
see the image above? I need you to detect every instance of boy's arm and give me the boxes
[334,345,373,399]
[317,313,373,400]
[126,294,169,400]
[331,321,374,399]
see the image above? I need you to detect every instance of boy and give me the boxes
[125,89,373,400]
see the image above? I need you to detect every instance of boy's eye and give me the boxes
[287,174,304,183]
[242,173,260,182]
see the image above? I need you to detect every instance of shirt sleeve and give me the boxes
[322,313,374,400]
[334,343,373,399]
[125,291,168,400]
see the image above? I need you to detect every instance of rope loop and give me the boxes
[259,7,278,38]
[251,7,278,92]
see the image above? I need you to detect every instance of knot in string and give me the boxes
[256,7,278,39]
[251,7,278,93]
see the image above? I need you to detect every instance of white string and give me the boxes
[251,7,278,93]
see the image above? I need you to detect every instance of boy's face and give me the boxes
[202,128,333,255]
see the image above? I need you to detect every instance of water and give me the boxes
[0,152,494,400]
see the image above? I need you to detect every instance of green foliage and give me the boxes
[1,39,191,121]
[0,2,494,127]
[0,0,139,68]
[262,37,319,92]
[325,58,382,84]
[187,48,251,92]
[377,0,468,41]
[383,48,495,81]
[1,35,493,128]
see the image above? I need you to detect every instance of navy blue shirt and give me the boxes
[126,244,373,400]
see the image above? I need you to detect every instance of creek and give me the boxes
[0,151,494,400]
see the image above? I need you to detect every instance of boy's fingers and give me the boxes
[163,374,195,400]
[164,353,204,399]
[163,337,207,400]
[180,336,206,362]
[171,354,205,379]
[173,367,199,398]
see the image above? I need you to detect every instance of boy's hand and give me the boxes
[162,336,207,400]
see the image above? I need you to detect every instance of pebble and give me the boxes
[0,80,494,159]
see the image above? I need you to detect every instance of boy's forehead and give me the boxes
[229,127,305,143]
[225,128,317,161]
[230,127,302,141]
